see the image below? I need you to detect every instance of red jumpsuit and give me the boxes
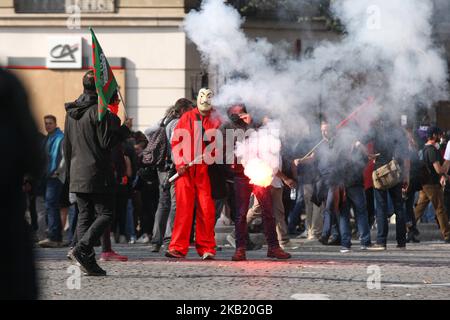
[169,108,221,256]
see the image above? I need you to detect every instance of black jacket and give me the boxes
[64,92,130,194]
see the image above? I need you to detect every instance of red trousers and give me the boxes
[169,165,216,256]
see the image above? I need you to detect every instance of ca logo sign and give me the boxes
[66,265,81,290]
[367,265,382,290]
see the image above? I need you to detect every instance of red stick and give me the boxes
[299,96,375,161]
[336,96,375,129]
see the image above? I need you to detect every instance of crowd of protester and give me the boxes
[20,70,450,276]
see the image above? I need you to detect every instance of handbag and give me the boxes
[372,159,402,190]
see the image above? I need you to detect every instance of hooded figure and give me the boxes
[64,89,129,194]
[64,71,131,276]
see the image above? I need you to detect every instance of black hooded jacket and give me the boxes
[64,91,131,194]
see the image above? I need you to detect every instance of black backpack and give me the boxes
[417,145,434,187]
[142,118,170,167]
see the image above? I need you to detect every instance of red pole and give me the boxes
[299,97,375,161]
[336,96,375,129]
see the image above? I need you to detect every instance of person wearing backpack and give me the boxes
[165,89,222,260]
[414,127,450,243]
[363,115,410,251]
[145,98,194,252]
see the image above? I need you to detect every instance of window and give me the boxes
[14,0,66,13]
[14,0,116,14]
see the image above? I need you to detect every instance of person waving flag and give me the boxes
[90,27,119,121]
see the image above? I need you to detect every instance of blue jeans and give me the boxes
[374,184,406,246]
[339,185,371,248]
[126,199,136,240]
[321,188,340,241]
[287,179,305,233]
[45,177,63,242]
[421,203,436,222]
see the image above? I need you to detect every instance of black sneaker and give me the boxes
[84,261,107,277]
[69,247,107,276]
[318,236,329,246]
[246,240,263,251]
[151,243,161,253]
[69,247,90,274]
[406,231,420,243]
[328,238,341,246]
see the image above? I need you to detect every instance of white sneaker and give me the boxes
[297,230,308,239]
[202,252,215,260]
[128,236,136,244]
[280,242,299,250]
[226,234,236,248]
[340,247,351,253]
[136,234,150,244]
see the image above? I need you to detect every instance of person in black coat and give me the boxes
[64,70,131,276]
[0,69,44,299]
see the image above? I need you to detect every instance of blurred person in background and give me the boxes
[38,115,65,248]
[0,68,43,299]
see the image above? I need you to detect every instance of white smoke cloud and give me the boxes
[184,0,448,128]
[184,0,449,177]
[235,120,281,186]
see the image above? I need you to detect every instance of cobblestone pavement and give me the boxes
[35,240,450,300]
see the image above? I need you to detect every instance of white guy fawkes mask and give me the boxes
[197,88,213,113]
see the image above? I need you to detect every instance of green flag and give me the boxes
[90,27,118,121]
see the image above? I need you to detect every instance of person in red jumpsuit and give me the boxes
[166,88,222,260]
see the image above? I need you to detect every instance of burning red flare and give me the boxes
[244,158,273,187]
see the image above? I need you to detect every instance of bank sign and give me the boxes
[46,37,82,69]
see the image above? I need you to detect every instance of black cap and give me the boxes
[427,126,442,139]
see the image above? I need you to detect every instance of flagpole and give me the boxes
[297,96,375,162]
[117,87,129,120]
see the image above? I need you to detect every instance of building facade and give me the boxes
[0,0,448,132]
[0,0,336,132]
